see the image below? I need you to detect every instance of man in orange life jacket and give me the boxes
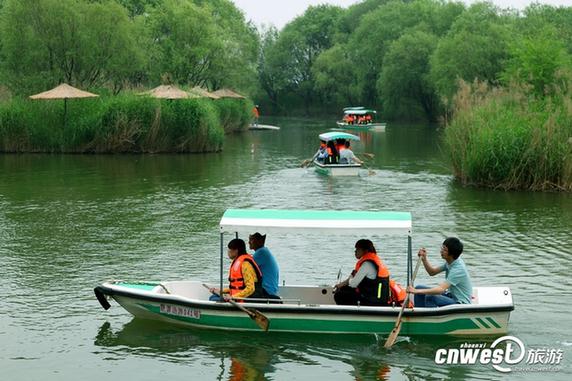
[333,239,391,306]
[209,238,264,301]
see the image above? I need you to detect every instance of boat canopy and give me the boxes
[220,209,412,235]
[343,106,365,111]
[343,109,376,115]
[319,132,360,142]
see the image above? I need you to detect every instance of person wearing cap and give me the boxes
[407,237,473,307]
[249,233,280,298]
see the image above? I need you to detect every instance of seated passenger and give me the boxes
[334,239,392,306]
[312,140,328,163]
[407,237,473,307]
[249,232,280,299]
[339,141,363,165]
[325,141,339,164]
[209,239,264,302]
[336,139,346,153]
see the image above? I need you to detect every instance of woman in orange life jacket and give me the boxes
[333,239,391,306]
[336,138,346,153]
[209,238,264,302]
[325,140,339,164]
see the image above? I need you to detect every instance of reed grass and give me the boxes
[0,94,250,153]
[444,80,572,191]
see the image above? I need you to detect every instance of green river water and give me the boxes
[1,117,571,380]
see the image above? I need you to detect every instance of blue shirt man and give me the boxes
[249,233,280,296]
[408,237,473,307]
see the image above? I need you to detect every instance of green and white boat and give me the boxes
[337,107,386,131]
[95,209,514,336]
[313,132,362,177]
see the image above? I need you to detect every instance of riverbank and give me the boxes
[444,81,572,191]
[0,94,253,153]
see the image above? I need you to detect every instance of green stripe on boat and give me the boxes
[139,304,481,335]
[486,317,501,329]
[223,209,411,222]
[476,317,490,329]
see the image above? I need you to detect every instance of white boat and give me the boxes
[248,124,280,130]
[338,107,386,131]
[313,131,362,176]
[313,160,362,176]
[95,209,514,336]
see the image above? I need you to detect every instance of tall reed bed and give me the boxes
[0,94,251,153]
[444,80,572,191]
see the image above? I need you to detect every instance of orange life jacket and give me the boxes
[353,252,391,305]
[228,253,263,298]
[354,252,390,277]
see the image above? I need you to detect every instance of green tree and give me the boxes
[266,4,343,111]
[378,29,440,121]
[349,0,464,106]
[429,2,512,105]
[501,29,572,96]
[312,44,361,107]
[0,0,143,94]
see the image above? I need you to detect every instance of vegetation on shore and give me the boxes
[0,95,252,153]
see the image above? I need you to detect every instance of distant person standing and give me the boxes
[252,105,260,126]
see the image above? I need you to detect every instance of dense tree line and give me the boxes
[0,0,259,96]
[257,0,572,121]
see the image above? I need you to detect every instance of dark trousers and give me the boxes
[334,286,360,305]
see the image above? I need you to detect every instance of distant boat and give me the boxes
[313,132,362,177]
[248,124,280,131]
[337,107,386,131]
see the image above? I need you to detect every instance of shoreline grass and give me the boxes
[444,80,572,191]
[0,94,253,154]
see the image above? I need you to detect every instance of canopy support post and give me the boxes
[220,232,224,299]
[407,235,412,288]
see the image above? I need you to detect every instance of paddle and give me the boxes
[202,283,270,332]
[300,158,312,168]
[384,256,422,348]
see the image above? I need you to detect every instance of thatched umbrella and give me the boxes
[189,86,220,99]
[211,88,246,99]
[29,83,99,129]
[141,85,198,99]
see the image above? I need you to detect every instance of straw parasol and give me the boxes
[211,88,246,99]
[189,86,220,99]
[29,83,99,129]
[140,85,199,99]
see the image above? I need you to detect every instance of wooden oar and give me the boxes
[202,283,270,332]
[363,153,375,159]
[384,257,422,348]
[300,158,313,168]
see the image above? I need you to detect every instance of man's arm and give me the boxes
[418,248,444,276]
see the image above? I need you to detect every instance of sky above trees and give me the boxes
[232,0,572,28]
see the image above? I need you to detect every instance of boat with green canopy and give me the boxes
[338,107,386,131]
[313,132,362,177]
[94,209,514,336]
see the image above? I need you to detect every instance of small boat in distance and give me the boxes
[314,132,361,177]
[248,124,280,131]
[94,209,514,335]
[337,107,386,131]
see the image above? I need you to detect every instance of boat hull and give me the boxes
[313,160,361,177]
[95,281,514,336]
[336,122,386,131]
